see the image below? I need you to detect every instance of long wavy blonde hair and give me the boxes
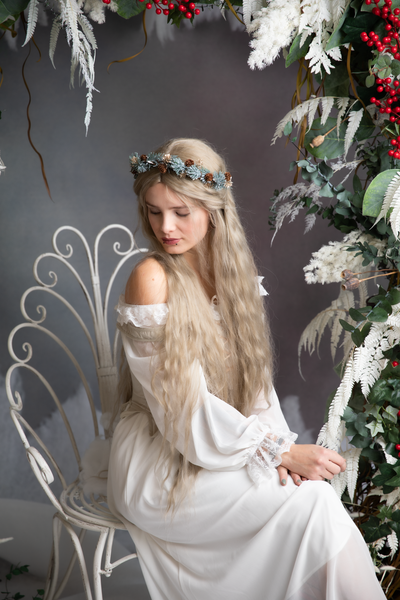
[130,138,274,508]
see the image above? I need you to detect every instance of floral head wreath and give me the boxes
[129,152,232,191]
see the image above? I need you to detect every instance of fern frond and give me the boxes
[272,96,344,144]
[331,469,347,498]
[320,96,335,126]
[343,447,362,501]
[77,14,98,50]
[23,0,40,46]
[344,108,364,158]
[326,353,355,447]
[335,97,350,136]
[387,531,398,558]
[375,170,400,225]
[49,17,62,68]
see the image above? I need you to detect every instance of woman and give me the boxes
[107,138,385,599]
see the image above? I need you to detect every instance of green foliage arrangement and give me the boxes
[269,0,400,594]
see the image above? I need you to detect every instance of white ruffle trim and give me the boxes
[257,276,268,296]
[116,296,169,327]
[246,428,298,485]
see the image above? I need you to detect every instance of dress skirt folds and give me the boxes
[106,297,386,600]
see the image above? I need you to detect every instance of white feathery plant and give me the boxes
[24,0,98,133]
[247,0,351,75]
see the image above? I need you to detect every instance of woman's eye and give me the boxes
[149,210,161,215]
[176,213,190,218]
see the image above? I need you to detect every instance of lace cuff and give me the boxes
[246,428,298,485]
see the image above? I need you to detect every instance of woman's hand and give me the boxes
[277,465,306,487]
[279,444,346,483]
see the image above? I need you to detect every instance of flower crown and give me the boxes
[129,152,232,191]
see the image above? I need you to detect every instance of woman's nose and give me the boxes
[160,213,175,234]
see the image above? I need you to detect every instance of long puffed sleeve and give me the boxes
[120,329,297,483]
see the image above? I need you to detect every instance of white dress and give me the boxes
[107,297,386,600]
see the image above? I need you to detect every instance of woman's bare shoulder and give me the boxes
[125,258,168,305]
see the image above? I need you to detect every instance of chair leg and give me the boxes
[55,517,94,600]
[54,527,87,600]
[93,530,108,600]
[44,515,62,600]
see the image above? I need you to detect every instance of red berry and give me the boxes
[372,7,381,14]
[393,361,400,366]
[194,7,200,13]
[146,2,152,7]
[377,85,384,92]
[178,3,185,9]
[389,150,395,156]
[163,7,169,12]
[185,10,191,16]
[395,7,400,14]
[102,0,111,3]
[386,24,393,30]
[156,7,162,12]
[370,97,377,103]
[390,116,397,122]
[367,40,374,46]
[380,107,386,113]
[365,0,372,3]
[398,410,400,416]
[391,139,397,145]
[398,451,400,457]
[168,2,174,7]
[376,78,383,84]
[396,444,400,450]
[188,2,195,8]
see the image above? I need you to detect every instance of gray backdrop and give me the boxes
[1,9,343,501]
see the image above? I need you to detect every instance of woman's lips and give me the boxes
[162,238,180,245]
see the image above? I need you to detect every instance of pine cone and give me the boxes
[204,173,213,182]
[185,159,195,167]
[225,172,231,181]
[140,154,148,162]
[157,164,167,173]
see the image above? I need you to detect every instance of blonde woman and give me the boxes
[108,139,385,600]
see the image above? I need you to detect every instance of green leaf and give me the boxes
[385,473,400,486]
[384,405,399,423]
[362,169,399,217]
[0,0,28,23]
[365,74,375,87]
[284,121,293,136]
[304,117,346,160]
[388,287,400,305]
[319,183,335,198]
[339,318,355,333]
[352,328,364,346]
[361,516,392,543]
[319,161,334,180]
[285,34,313,67]
[368,306,390,322]
[116,0,145,19]
[349,307,365,322]
[351,433,372,448]
[340,12,381,44]
[353,174,362,193]
[326,5,350,50]
[366,419,385,435]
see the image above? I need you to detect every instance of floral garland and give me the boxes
[129,152,232,190]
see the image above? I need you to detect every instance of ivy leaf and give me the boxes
[361,516,392,543]
[0,0,29,23]
[366,420,385,435]
[384,405,399,423]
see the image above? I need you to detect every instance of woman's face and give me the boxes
[145,183,210,257]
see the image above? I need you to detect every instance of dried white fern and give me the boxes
[23,0,40,47]
[320,96,335,126]
[49,17,62,68]
[375,170,400,227]
[272,96,349,144]
[336,97,350,136]
[344,108,364,158]
[325,352,355,447]
[387,531,398,559]
[271,182,321,242]
[344,446,362,501]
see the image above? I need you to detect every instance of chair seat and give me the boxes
[60,482,126,531]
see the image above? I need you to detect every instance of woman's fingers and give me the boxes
[277,465,288,486]
[288,471,302,486]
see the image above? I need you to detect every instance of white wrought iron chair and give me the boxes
[6,225,148,600]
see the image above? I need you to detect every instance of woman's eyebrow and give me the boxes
[145,202,190,210]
